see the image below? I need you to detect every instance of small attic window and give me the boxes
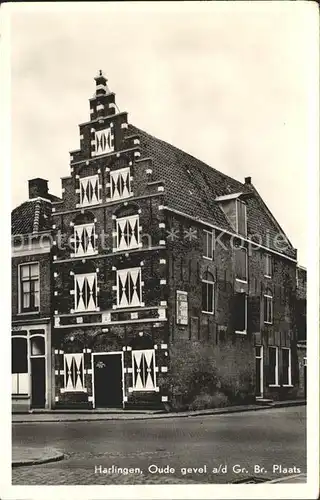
[236,199,247,237]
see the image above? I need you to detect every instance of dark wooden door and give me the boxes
[94,354,122,408]
[31,358,45,408]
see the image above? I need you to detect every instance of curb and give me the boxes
[11,402,307,423]
[12,449,64,468]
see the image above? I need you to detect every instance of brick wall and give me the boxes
[165,211,299,400]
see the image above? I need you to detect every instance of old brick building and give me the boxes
[11,179,60,411]
[48,72,303,409]
[296,265,307,399]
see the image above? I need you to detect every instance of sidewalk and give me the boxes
[12,446,64,467]
[12,400,306,423]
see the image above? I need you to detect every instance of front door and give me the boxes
[31,358,46,408]
[255,346,263,398]
[94,353,123,408]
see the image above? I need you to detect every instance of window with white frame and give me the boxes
[235,246,248,282]
[117,268,142,308]
[264,289,273,324]
[116,214,140,251]
[12,336,28,395]
[95,128,113,156]
[74,273,98,312]
[203,230,214,260]
[110,167,131,201]
[19,263,40,313]
[265,254,272,278]
[236,199,247,237]
[202,271,214,314]
[74,223,96,256]
[234,292,247,334]
[281,348,292,386]
[64,353,85,392]
[132,349,157,391]
[268,346,279,386]
[79,175,101,207]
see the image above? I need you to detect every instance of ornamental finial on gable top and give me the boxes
[94,69,110,96]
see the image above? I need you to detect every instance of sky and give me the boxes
[9,2,318,267]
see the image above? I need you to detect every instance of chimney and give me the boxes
[28,178,49,199]
[245,176,251,185]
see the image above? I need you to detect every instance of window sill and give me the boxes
[201,311,214,315]
[268,384,280,387]
[203,256,213,261]
[12,394,29,399]
[235,279,248,284]
[264,274,272,279]
[72,251,99,258]
[235,330,247,335]
[17,311,40,316]
[282,384,293,388]
[264,321,273,325]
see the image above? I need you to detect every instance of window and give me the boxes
[110,167,131,201]
[79,175,100,207]
[202,272,214,314]
[265,254,272,278]
[74,223,96,256]
[236,199,247,237]
[268,346,279,386]
[64,353,85,392]
[19,263,39,313]
[12,337,28,395]
[74,273,98,312]
[117,268,142,308]
[95,128,113,156]
[132,350,157,391]
[235,246,248,282]
[234,292,247,334]
[203,230,214,260]
[281,348,292,386]
[264,289,273,324]
[116,215,140,251]
[30,336,45,356]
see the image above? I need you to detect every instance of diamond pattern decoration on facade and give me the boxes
[117,268,141,308]
[74,223,95,256]
[80,176,100,206]
[116,215,139,251]
[132,349,156,391]
[110,167,131,201]
[95,128,113,155]
[75,273,97,312]
[64,353,84,392]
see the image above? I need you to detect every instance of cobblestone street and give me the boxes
[12,406,306,485]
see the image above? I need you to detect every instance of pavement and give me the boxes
[11,405,306,485]
[12,399,306,423]
[12,446,64,467]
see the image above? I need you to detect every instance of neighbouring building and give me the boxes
[48,72,304,410]
[11,178,61,411]
[296,265,307,399]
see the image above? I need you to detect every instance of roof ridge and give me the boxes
[129,124,247,191]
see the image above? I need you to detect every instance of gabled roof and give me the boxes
[11,198,52,236]
[129,124,296,259]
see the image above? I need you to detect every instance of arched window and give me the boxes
[113,204,141,252]
[202,271,215,314]
[109,167,132,201]
[73,261,98,313]
[12,337,28,395]
[73,211,96,257]
[264,288,273,324]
